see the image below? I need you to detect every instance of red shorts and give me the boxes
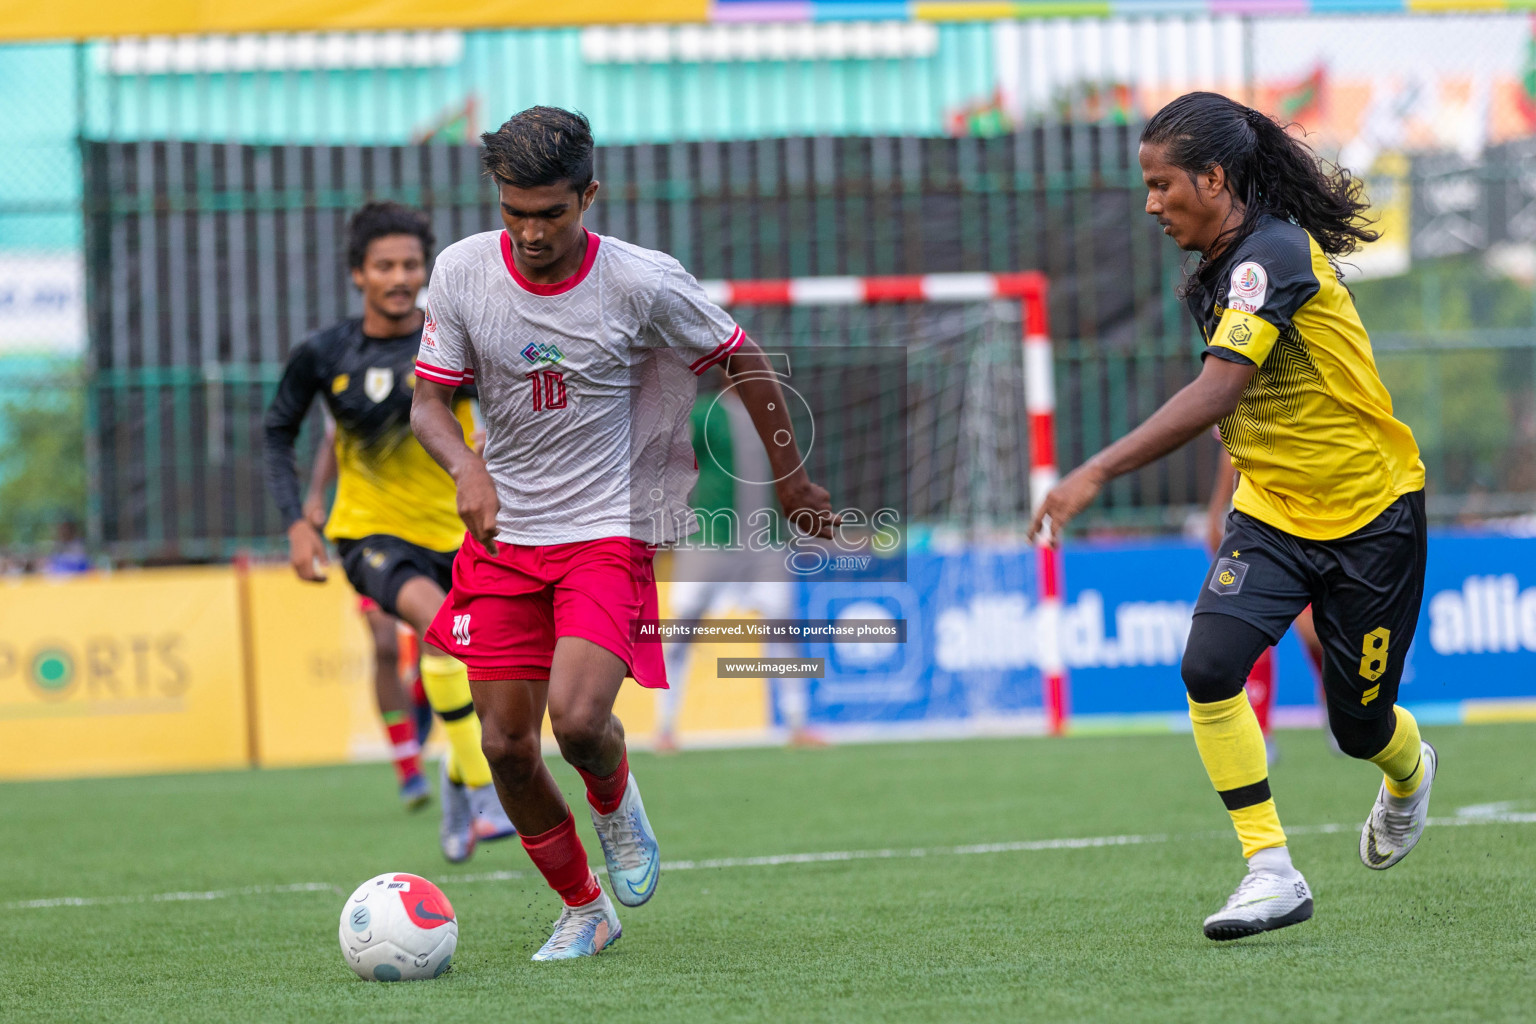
[425,535,666,688]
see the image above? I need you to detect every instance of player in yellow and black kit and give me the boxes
[1030,92,1437,940]
[263,201,514,863]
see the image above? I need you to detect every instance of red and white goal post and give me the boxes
[701,272,1070,736]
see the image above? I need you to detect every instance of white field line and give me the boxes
[5,882,340,911]
[7,813,1534,913]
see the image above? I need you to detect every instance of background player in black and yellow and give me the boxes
[302,413,436,805]
[263,201,514,862]
[1029,92,1437,940]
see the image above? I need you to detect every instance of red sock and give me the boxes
[521,812,601,906]
[577,751,629,816]
[1245,649,1275,736]
[381,710,422,784]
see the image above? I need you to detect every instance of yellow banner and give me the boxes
[0,565,771,781]
[645,580,770,740]
[0,0,706,44]
[0,568,248,779]
[248,571,769,764]
[525,580,767,747]
[245,566,389,768]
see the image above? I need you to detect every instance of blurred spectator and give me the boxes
[42,519,91,576]
[1455,479,1495,527]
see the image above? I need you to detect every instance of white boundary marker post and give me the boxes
[704,271,1069,735]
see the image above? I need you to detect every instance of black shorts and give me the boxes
[335,535,456,619]
[1193,490,1427,722]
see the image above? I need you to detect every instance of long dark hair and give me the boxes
[1141,92,1377,289]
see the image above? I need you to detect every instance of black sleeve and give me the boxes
[263,340,323,531]
[1202,346,1256,367]
[1219,226,1319,334]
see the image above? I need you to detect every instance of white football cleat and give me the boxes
[1360,741,1438,870]
[438,759,475,864]
[531,887,623,962]
[1203,867,1314,941]
[468,783,517,842]
[590,774,661,908]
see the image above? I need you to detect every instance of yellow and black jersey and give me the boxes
[263,318,474,552]
[1189,215,1425,540]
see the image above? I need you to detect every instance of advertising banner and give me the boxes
[640,581,770,744]
[0,0,705,44]
[245,566,386,768]
[0,568,247,779]
[246,571,768,763]
[6,531,1534,779]
[796,531,1536,732]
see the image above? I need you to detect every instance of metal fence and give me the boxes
[78,129,1194,557]
[2,14,1535,561]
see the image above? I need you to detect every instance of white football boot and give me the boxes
[1360,742,1438,870]
[438,759,476,864]
[468,783,517,842]
[1203,862,1314,941]
[590,774,661,907]
[531,887,623,961]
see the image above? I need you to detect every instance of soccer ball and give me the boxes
[338,872,458,981]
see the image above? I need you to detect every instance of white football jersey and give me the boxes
[415,229,744,546]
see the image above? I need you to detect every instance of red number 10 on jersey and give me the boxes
[526,370,567,411]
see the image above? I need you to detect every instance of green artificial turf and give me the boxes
[2,724,1534,1023]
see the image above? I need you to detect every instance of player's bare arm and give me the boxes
[411,378,501,554]
[722,337,838,539]
[1207,447,1238,553]
[285,418,339,582]
[1029,354,1255,545]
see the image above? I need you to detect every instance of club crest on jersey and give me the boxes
[1208,557,1249,596]
[364,367,394,403]
[520,341,564,366]
[1229,261,1268,313]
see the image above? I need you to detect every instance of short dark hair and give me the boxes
[345,201,434,270]
[480,106,594,195]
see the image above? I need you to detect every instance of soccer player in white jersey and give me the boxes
[410,107,837,961]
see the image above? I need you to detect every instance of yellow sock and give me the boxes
[420,654,493,789]
[1370,706,1425,798]
[1189,693,1287,858]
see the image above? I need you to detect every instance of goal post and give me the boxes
[700,271,1069,736]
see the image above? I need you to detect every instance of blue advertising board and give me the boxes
[792,530,1536,731]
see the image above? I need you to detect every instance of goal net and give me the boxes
[683,274,1068,736]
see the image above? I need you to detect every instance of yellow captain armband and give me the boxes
[1210,307,1280,365]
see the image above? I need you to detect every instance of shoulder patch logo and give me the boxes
[331,373,350,394]
[1230,261,1268,313]
[421,308,438,349]
[364,367,394,403]
[1227,322,1253,347]
[1208,557,1249,596]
